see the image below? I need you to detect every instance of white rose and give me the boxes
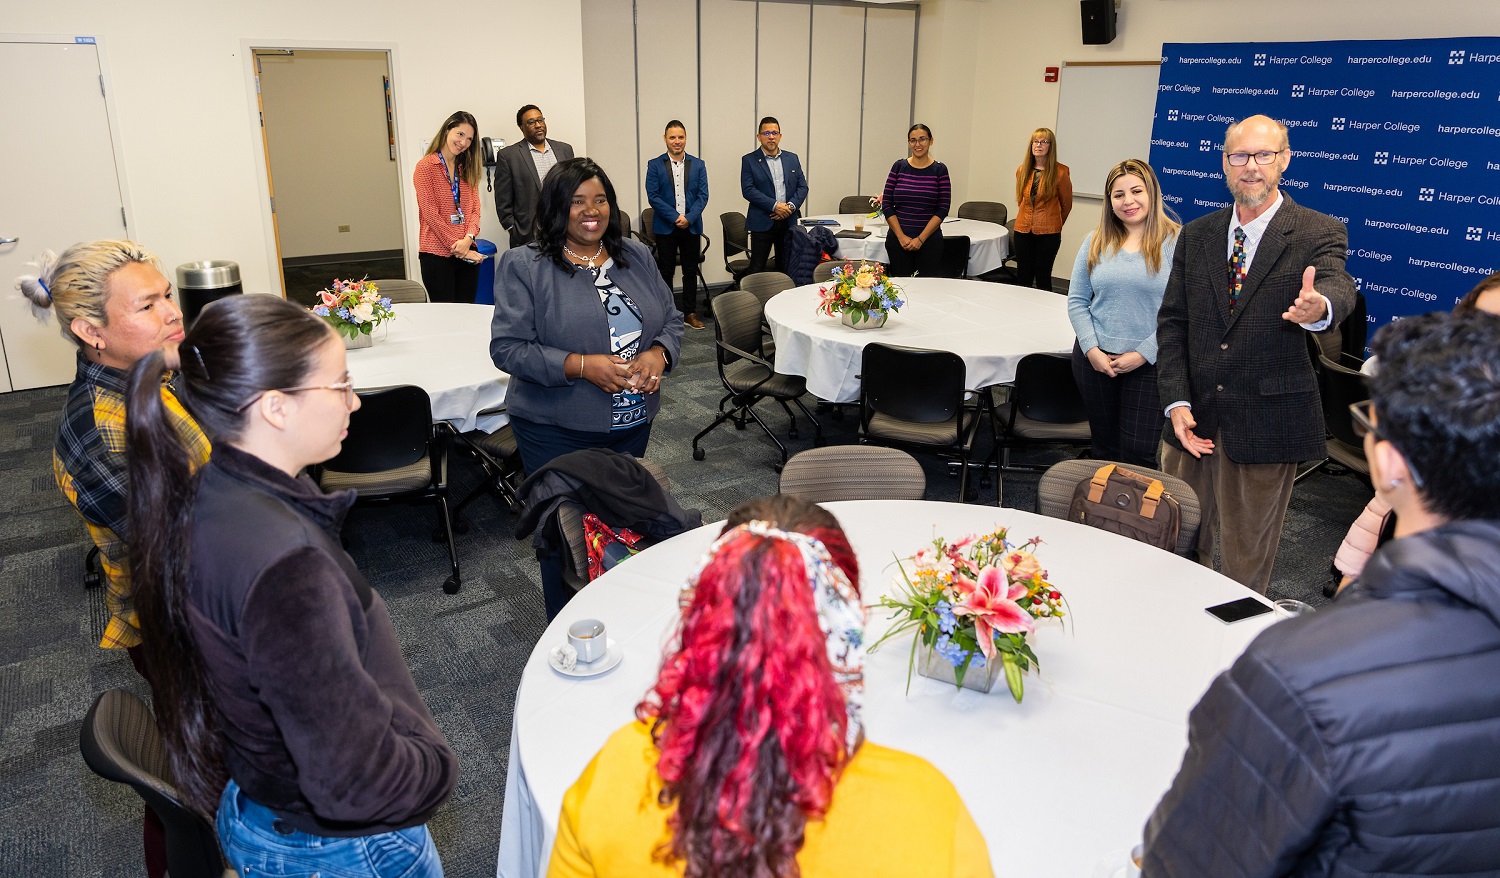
[850,285,873,303]
[352,302,376,322]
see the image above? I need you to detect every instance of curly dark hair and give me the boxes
[1368,309,1500,520]
[531,157,628,273]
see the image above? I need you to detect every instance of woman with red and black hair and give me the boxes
[547,496,992,878]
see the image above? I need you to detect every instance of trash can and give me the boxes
[474,238,499,305]
[176,261,242,324]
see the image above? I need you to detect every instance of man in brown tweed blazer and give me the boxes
[1156,114,1356,593]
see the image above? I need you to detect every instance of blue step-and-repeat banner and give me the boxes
[1148,37,1500,350]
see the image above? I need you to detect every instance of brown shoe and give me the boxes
[684,313,706,330]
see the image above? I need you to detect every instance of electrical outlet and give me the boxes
[338,224,351,233]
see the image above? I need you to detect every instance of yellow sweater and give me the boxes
[547,720,993,878]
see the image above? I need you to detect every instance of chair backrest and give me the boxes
[618,211,633,240]
[1342,291,1368,359]
[80,690,228,878]
[1318,353,1371,448]
[1036,459,1202,557]
[720,212,749,256]
[1003,219,1017,265]
[812,261,839,284]
[956,201,1008,225]
[323,385,432,473]
[780,446,926,502]
[839,195,876,214]
[372,278,429,304]
[1012,353,1088,424]
[937,235,970,278]
[739,271,795,309]
[710,289,767,365]
[639,208,657,248]
[861,342,966,425]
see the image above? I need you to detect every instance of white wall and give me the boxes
[5,0,585,295]
[913,0,1499,285]
[259,50,404,259]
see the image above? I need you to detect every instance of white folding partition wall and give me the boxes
[582,0,919,285]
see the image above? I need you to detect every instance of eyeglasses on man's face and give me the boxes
[760,130,780,138]
[1349,399,1426,489]
[522,116,546,128]
[1226,149,1286,167]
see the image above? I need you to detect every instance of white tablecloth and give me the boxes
[806,213,1010,276]
[346,302,508,432]
[496,501,1276,878]
[763,277,1077,403]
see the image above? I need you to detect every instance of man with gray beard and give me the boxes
[1155,114,1355,592]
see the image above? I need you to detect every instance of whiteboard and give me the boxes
[1055,63,1161,198]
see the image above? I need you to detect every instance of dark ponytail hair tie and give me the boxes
[187,343,210,380]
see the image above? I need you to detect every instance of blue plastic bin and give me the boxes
[474,238,499,305]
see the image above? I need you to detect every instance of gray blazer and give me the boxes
[489,238,683,433]
[1156,194,1356,464]
[493,139,575,247]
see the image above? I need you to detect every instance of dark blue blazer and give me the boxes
[644,153,709,236]
[740,149,808,233]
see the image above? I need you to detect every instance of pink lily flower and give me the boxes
[953,567,1034,660]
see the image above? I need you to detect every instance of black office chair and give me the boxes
[839,195,878,214]
[643,206,713,301]
[937,235,971,278]
[989,352,1091,472]
[720,212,770,288]
[316,385,463,594]
[1298,352,1371,483]
[637,207,659,255]
[80,690,232,878]
[957,201,1008,225]
[859,342,985,502]
[369,278,429,304]
[692,289,821,468]
[452,410,524,520]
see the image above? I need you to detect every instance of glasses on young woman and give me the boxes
[1226,149,1287,167]
[236,381,357,413]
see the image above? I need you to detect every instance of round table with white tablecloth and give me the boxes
[345,302,508,432]
[763,276,1077,403]
[495,500,1276,878]
[805,213,1010,276]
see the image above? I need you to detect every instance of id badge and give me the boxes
[450,212,463,225]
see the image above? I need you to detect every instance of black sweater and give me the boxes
[187,445,456,836]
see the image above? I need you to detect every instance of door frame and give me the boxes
[239,39,412,299]
[0,32,136,236]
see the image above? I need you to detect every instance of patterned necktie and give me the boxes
[1228,226,1248,312]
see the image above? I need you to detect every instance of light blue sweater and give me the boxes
[1067,231,1177,364]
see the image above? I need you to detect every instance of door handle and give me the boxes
[0,237,17,245]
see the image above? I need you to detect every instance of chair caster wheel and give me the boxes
[733,420,747,431]
[84,572,102,589]
[443,575,461,595]
[693,447,706,461]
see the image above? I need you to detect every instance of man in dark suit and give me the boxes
[1156,114,1355,593]
[645,120,710,329]
[740,116,808,275]
[494,104,575,248]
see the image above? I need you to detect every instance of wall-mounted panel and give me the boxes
[755,1,813,162]
[859,7,916,197]
[698,0,759,284]
[807,4,867,216]
[633,0,702,230]
[581,0,640,242]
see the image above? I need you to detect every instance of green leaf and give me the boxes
[1003,652,1025,702]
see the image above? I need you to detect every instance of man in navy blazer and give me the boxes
[645,120,710,329]
[740,116,808,276]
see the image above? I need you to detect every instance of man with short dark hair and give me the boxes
[1144,308,1500,876]
[494,104,575,248]
[645,120,710,329]
[740,116,807,275]
[1156,113,1355,593]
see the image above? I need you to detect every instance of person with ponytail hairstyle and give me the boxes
[1012,127,1073,290]
[125,295,456,877]
[547,496,991,878]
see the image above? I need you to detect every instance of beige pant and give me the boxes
[1161,439,1297,594]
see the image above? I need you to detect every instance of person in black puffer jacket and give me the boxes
[1143,309,1500,877]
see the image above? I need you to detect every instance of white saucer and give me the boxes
[1090,848,1133,878]
[548,638,623,678]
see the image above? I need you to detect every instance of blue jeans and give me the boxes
[216,780,442,878]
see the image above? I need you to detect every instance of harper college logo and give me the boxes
[1253,53,1267,66]
[1199,139,1215,152]
[1420,188,1435,201]
[1467,227,1484,241]
[1374,152,1389,165]
[1291,84,1305,98]
[1450,50,1466,65]
[1353,277,1363,291]
[1167,109,1179,121]
[1331,117,1346,131]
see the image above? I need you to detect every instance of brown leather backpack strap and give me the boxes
[1087,464,1117,504]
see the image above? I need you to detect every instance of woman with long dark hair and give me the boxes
[1067,158,1180,467]
[416,110,484,302]
[490,156,683,617]
[126,295,456,877]
[881,123,952,277]
[1012,127,1072,290]
[547,496,991,878]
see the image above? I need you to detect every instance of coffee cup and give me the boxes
[567,619,608,664]
[1125,844,1143,878]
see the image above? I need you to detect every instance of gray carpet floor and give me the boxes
[0,292,1372,876]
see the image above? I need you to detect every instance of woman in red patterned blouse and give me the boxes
[414,111,483,303]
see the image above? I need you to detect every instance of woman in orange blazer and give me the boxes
[1013,127,1072,290]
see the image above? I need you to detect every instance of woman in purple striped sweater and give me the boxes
[881,124,952,277]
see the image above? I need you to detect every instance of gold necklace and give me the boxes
[563,240,605,269]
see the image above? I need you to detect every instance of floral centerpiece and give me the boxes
[815,260,904,328]
[311,277,395,346]
[872,528,1066,702]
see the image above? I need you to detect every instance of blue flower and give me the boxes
[934,634,969,668]
[336,307,350,319]
[936,600,957,634]
[312,305,330,317]
[379,297,392,307]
